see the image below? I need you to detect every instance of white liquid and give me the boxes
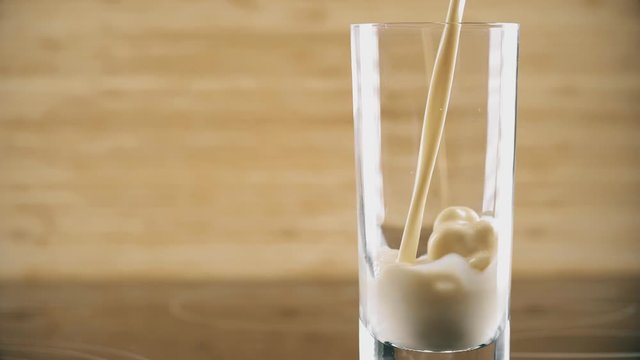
[369,254,498,351]
[366,0,503,351]
[368,207,501,351]
[397,0,466,263]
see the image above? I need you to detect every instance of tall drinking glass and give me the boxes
[351,23,519,360]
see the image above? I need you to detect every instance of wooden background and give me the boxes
[0,0,638,281]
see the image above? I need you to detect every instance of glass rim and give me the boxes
[351,22,519,30]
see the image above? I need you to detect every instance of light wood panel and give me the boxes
[0,0,638,280]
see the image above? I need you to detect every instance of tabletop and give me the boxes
[0,277,638,360]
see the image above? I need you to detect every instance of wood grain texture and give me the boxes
[0,0,639,280]
[0,278,638,359]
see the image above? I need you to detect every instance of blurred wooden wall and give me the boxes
[0,0,638,280]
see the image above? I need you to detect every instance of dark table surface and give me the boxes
[0,277,638,360]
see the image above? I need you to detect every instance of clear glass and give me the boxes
[352,22,519,360]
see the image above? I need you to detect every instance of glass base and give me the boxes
[359,320,510,360]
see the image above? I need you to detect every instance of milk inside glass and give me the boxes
[367,208,502,351]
